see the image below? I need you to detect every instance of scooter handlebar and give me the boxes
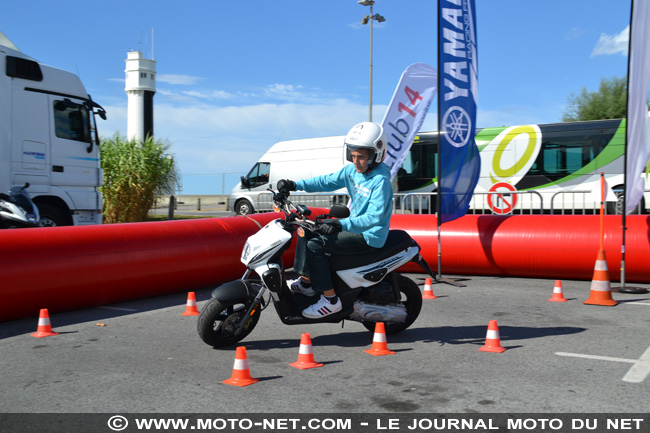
[268,187,337,234]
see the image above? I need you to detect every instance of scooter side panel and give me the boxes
[335,245,420,288]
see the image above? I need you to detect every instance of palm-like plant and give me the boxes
[100,134,178,223]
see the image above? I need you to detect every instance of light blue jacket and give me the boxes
[295,163,393,248]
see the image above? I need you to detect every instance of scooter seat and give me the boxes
[329,230,417,271]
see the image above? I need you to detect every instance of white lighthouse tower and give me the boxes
[125,50,156,142]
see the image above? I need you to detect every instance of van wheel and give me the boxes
[235,200,253,215]
[37,203,71,227]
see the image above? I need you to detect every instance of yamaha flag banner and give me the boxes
[626,0,650,215]
[381,63,438,181]
[438,0,480,223]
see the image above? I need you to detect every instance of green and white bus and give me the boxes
[397,118,649,215]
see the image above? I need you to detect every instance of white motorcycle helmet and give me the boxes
[344,122,387,169]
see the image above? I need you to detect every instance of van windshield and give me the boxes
[246,162,270,187]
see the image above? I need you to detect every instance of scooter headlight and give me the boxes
[241,242,251,262]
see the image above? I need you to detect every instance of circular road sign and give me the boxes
[487,182,518,215]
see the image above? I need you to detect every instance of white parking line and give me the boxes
[556,346,650,383]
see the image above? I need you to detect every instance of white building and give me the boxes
[125,50,156,142]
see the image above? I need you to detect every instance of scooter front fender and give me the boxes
[210,279,261,304]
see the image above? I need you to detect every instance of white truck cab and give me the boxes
[1,32,106,226]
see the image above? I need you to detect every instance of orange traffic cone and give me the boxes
[290,333,324,369]
[584,250,618,307]
[31,309,59,338]
[479,320,506,353]
[548,280,567,302]
[422,278,437,300]
[223,346,259,387]
[181,292,200,316]
[364,322,395,356]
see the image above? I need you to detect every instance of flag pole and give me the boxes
[614,0,647,295]
[599,173,605,251]
[436,0,443,282]
[434,0,465,288]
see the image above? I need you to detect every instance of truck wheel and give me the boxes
[235,199,253,215]
[37,203,70,227]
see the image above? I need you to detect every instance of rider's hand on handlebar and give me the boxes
[317,219,342,235]
[277,179,296,195]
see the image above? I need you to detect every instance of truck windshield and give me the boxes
[53,100,91,143]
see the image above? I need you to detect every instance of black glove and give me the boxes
[277,179,296,195]
[317,219,342,235]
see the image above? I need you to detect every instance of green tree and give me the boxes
[562,76,627,122]
[100,134,178,223]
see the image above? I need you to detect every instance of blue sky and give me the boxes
[1,1,634,194]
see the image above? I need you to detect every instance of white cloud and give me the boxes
[107,73,204,86]
[565,26,588,41]
[157,73,204,85]
[263,83,305,100]
[591,25,629,57]
[182,90,237,100]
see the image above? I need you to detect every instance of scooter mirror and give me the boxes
[329,204,350,219]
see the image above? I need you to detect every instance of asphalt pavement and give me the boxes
[1,273,649,415]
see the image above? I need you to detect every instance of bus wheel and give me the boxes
[37,203,70,227]
[608,189,645,215]
[235,199,253,216]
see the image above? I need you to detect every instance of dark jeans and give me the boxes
[293,231,377,293]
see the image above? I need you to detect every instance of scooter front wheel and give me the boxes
[197,298,261,347]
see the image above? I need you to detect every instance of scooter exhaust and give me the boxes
[349,301,408,324]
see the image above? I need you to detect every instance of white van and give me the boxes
[229,135,350,215]
[1,32,106,226]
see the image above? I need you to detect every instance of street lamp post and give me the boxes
[358,0,385,122]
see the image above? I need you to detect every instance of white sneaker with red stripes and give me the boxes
[287,277,316,297]
[302,295,342,319]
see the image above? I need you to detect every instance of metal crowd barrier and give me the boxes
[252,189,648,216]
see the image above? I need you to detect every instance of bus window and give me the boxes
[540,143,591,179]
[396,135,438,191]
[534,128,615,181]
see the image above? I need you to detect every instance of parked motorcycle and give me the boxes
[197,188,436,347]
[0,183,40,228]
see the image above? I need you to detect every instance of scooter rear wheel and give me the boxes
[197,298,261,347]
[362,274,422,335]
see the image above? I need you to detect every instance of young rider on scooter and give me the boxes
[277,121,393,319]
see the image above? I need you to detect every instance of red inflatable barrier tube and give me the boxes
[391,214,650,283]
[0,213,648,322]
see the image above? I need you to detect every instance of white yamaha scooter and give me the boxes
[0,183,40,228]
[197,188,436,347]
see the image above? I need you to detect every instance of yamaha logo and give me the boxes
[441,106,471,148]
